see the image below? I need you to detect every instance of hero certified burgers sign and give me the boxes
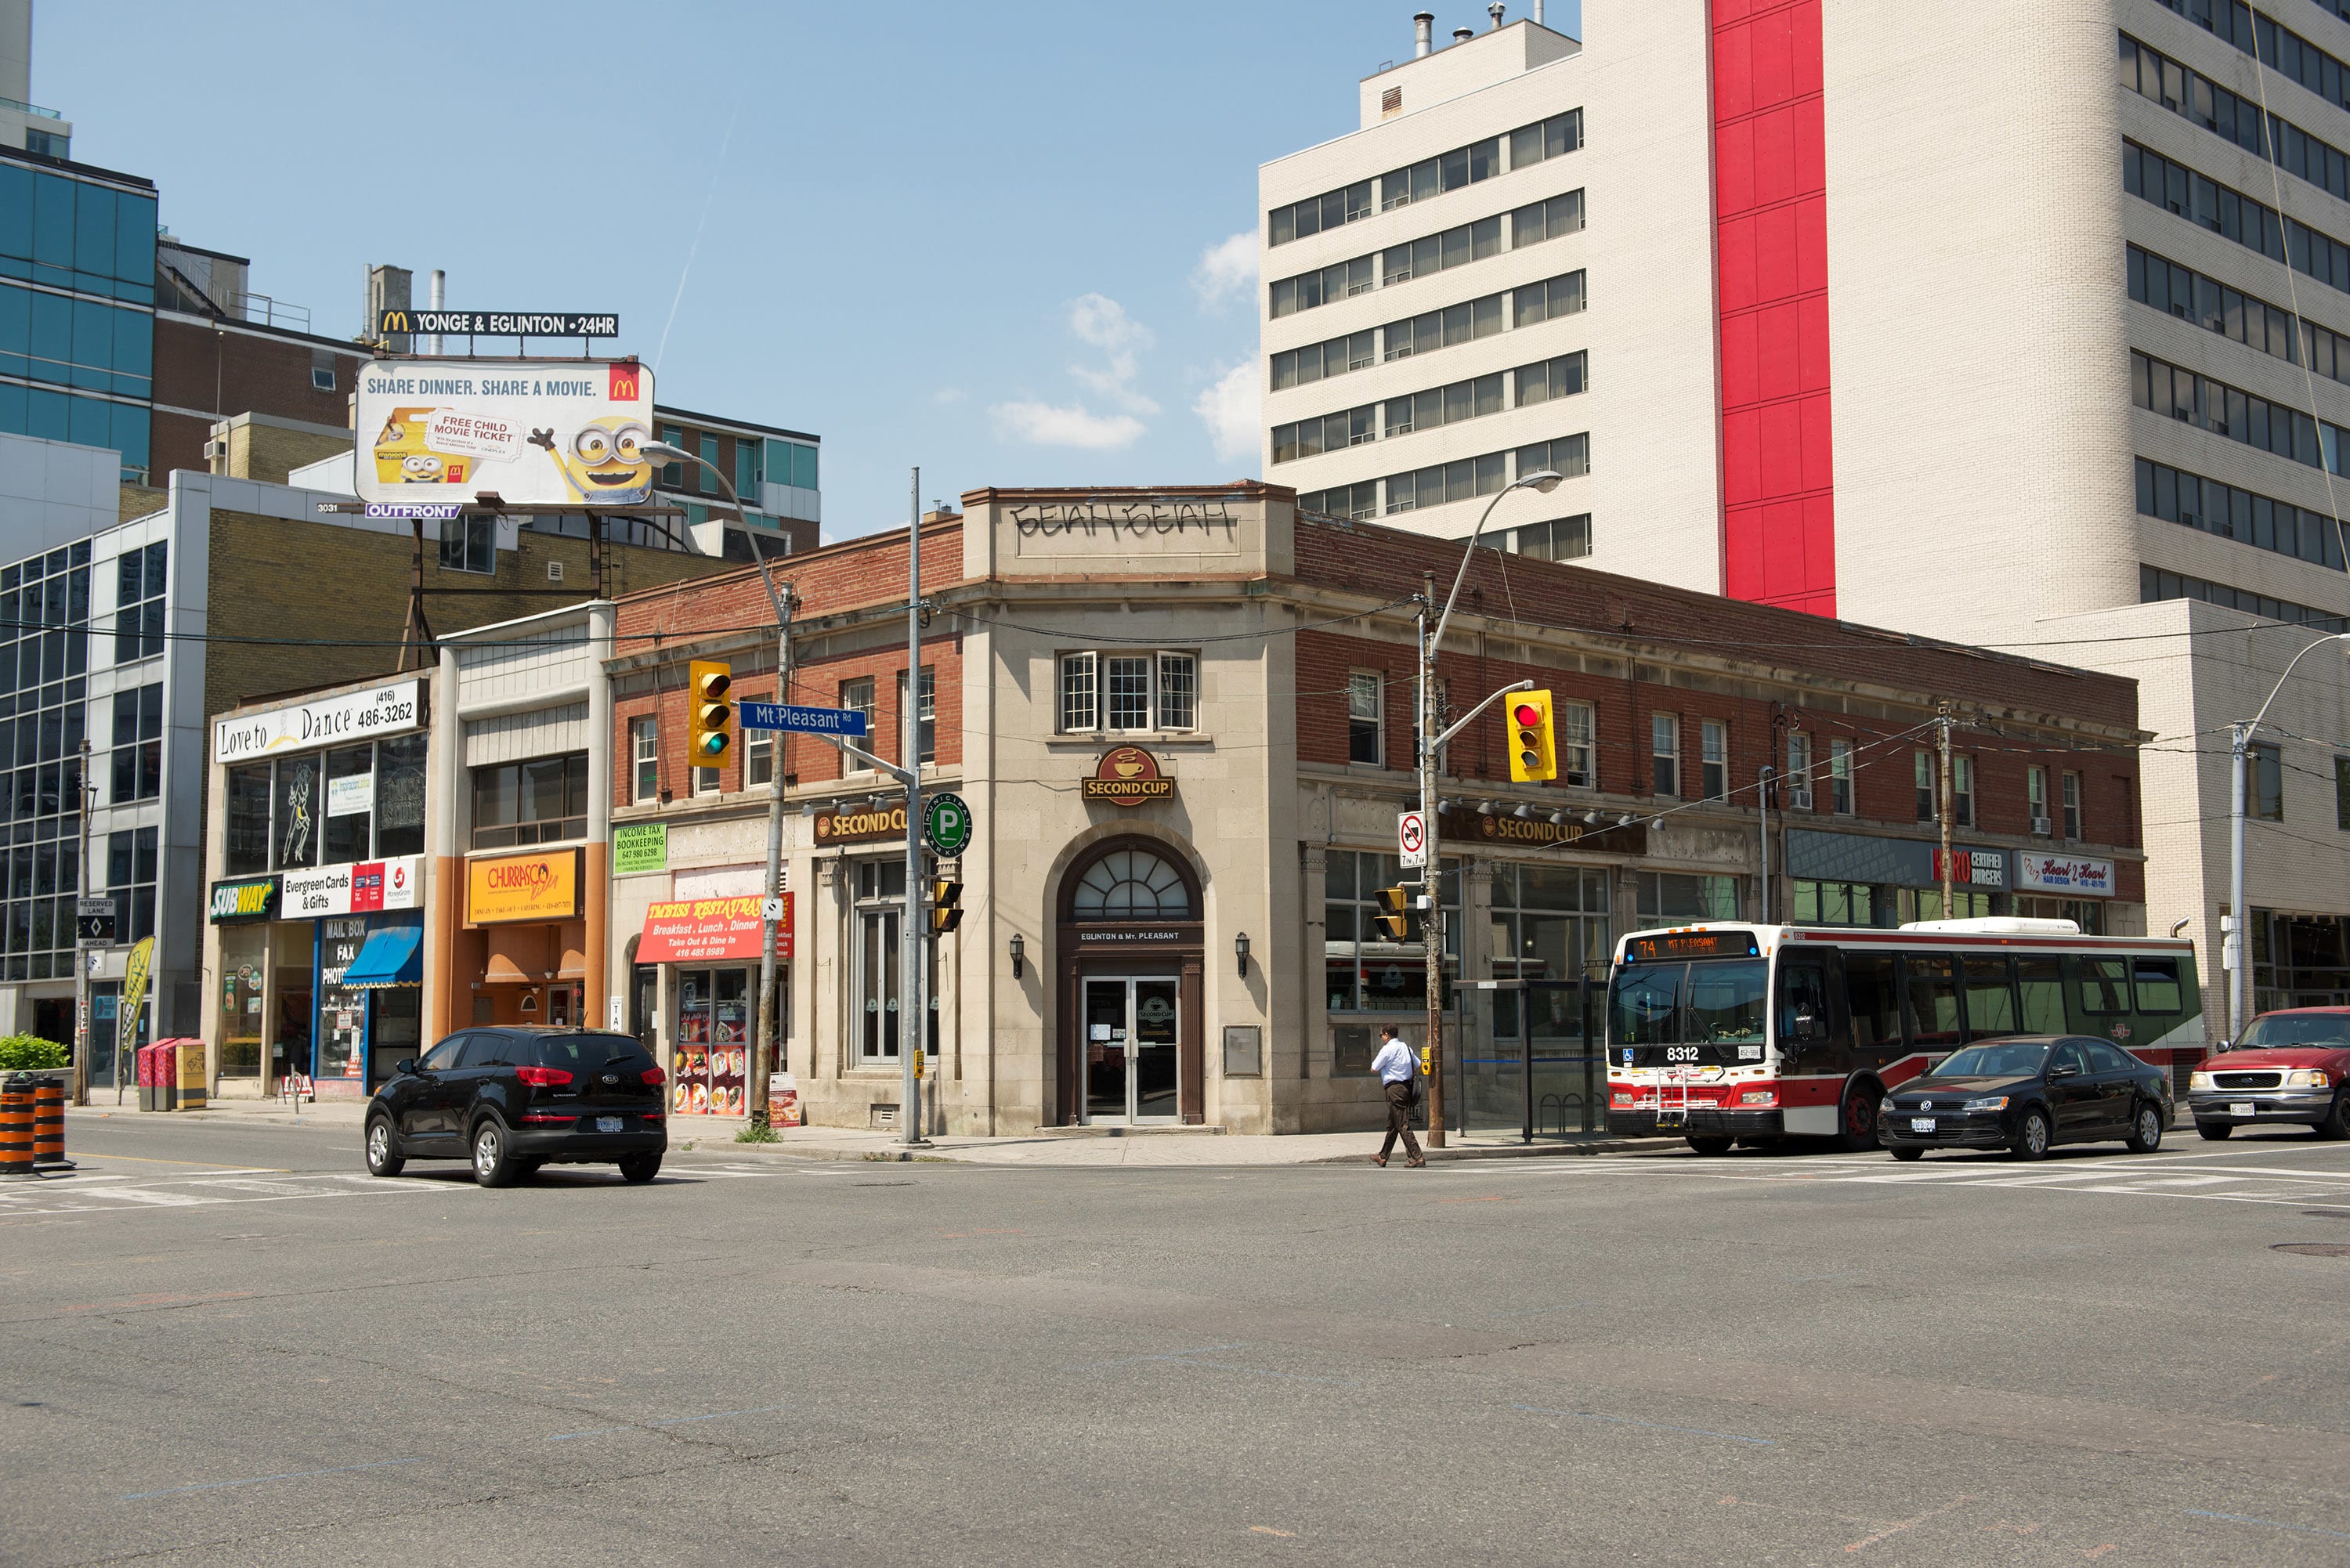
[1082,746,1173,807]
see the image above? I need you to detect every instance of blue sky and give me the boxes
[34,1,1578,539]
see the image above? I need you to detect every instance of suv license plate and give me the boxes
[2230,1101,2256,1119]
[1910,1117,1936,1133]
[596,1116,624,1133]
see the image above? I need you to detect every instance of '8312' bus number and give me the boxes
[1664,1046,1701,1063]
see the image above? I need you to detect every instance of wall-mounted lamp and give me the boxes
[1235,931,1252,978]
[1512,803,1533,819]
[1009,931,1025,979]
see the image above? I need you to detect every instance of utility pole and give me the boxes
[1937,704,1955,918]
[70,738,91,1107]
[1417,574,1444,1147]
[749,580,794,1133]
[2228,720,2250,1041]
[1757,764,1774,924]
[902,468,926,1146]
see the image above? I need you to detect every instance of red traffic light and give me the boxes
[1513,703,1542,728]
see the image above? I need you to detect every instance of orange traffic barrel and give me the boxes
[0,1089,34,1176]
[31,1077,68,1169]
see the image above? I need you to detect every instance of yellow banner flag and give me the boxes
[118,936,155,1056]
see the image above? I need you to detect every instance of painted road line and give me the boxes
[122,1457,422,1501]
[1513,1403,1774,1447]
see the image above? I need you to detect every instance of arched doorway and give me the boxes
[1056,837,1206,1125]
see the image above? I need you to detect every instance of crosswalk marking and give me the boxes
[0,1171,431,1219]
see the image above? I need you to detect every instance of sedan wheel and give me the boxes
[364,1117,403,1178]
[472,1119,519,1188]
[2126,1100,2164,1154]
[2011,1107,2052,1162]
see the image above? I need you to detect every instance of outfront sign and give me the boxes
[354,357,655,508]
[637,895,795,963]
[467,848,584,925]
[2015,853,2115,898]
[215,680,424,764]
[1081,746,1173,806]
[377,309,619,338]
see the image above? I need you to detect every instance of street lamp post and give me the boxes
[2225,630,2350,1042]
[645,443,793,1131]
[1419,470,1564,1147]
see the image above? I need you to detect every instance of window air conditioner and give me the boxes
[202,438,226,460]
[2032,815,2054,836]
[1788,787,1813,811]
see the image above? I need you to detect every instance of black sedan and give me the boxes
[364,1026,667,1187]
[1877,1035,2173,1162]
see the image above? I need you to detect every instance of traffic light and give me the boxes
[689,659,732,764]
[928,877,963,934]
[1373,886,1413,942]
[1508,688,1557,782]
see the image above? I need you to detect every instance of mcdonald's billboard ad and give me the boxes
[353,357,656,508]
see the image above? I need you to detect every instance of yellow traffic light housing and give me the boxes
[1373,885,1412,943]
[929,878,964,934]
[689,659,733,764]
[1508,688,1557,782]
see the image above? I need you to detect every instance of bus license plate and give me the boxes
[2230,1102,2255,1120]
[1910,1117,1936,1133]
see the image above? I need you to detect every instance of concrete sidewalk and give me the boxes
[65,1098,1666,1166]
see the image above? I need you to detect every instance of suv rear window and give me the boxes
[532,1032,653,1074]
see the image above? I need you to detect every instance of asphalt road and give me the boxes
[8,1116,2350,1567]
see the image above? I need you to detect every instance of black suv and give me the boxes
[364,1027,667,1187]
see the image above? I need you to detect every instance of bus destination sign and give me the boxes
[1625,930,1759,963]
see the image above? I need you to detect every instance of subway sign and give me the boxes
[209,876,280,924]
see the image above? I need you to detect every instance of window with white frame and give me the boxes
[1786,732,1813,807]
[1914,752,1936,821]
[1954,755,1976,828]
[2063,770,2083,838]
[841,677,876,771]
[1057,650,1196,733]
[2028,765,2049,833]
[1348,672,1383,764]
[630,715,658,803]
[852,858,934,1062]
[895,667,936,764]
[1652,714,1679,797]
[1558,699,1595,787]
[743,694,776,786]
[1701,720,1728,800]
[1828,738,1853,814]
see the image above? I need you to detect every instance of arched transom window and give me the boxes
[1070,847,1195,920]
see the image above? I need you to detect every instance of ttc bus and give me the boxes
[1603,919,2204,1154]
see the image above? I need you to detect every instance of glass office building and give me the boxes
[0,146,157,482]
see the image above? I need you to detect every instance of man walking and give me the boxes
[1370,1024,1425,1168]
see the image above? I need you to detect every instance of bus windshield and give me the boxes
[1609,960,1767,1056]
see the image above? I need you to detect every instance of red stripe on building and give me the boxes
[1712,0,1835,616]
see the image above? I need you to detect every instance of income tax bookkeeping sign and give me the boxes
[354,358,656,508]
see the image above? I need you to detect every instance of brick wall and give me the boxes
[153,316,366,479]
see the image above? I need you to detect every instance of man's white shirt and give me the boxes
[1370,1039,1415,1084]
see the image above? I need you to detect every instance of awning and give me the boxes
[341,925,423,989]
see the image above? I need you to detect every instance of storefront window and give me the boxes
[1896,887,1995,923]
[376,734,428,858]
[217,923,267,1077]
[325,745,373,862]
[316,918,368,1083]
[226,763,271,876]
[1324,848,1459,1013]
[854,859,937,1061]
[2013,894,2104,934]
[1489,862,1610,982]
[1638,872,1741,923]
[273,753,322,869]
[471,753,588,847]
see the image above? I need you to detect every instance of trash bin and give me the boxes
[173,1039,207,1111]
[150,1039,177,1112]
[136,1042,156,1112]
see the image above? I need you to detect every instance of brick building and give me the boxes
[598,483,2150,1138]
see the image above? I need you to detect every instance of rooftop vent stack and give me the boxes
[1533,0,1544,21]
[1413,11,1434,56]
[1453,26,1475,44]
[427,269,445,356]
[1489,2,1505,29]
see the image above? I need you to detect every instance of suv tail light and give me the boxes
[515,1066,573,1087]
[642,1066,667,1087]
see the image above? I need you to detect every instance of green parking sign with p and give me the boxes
[924,793,974,857]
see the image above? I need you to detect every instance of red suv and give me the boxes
[2189,1006,2350,1140]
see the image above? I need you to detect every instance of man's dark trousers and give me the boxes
[1379,1081,1423,1162]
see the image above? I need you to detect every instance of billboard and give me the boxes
[354,359,655,507]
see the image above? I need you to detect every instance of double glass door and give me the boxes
[1083,977,1178,1123]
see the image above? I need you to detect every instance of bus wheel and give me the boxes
[1686,1135,1734,1157]
[1835,1082,1882,1152]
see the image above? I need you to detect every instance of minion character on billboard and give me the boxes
[370,408,471,487]
[527,417,654,505]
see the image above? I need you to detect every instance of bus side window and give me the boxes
[2016,957,2065,1032]
[1959,955,2017,1040]
[1846,953,1901,1050]
[2074,956,2130,1014]
[2132,957,2182,1014]
[1900,955,1963,1047]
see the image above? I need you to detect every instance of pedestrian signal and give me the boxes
[689,660,733,762]
[1374,886,1413,942]
[929,878,963,934]
[1508,689,1557,783]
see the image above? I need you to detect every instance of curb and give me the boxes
[1304,1136,1669,1165]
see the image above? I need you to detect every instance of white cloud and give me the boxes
[1068,292,1154,353]
[1191,232,1256,312]
[1193,363,1260,464]
[990,400,1148,450]
[934,387,966,405]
